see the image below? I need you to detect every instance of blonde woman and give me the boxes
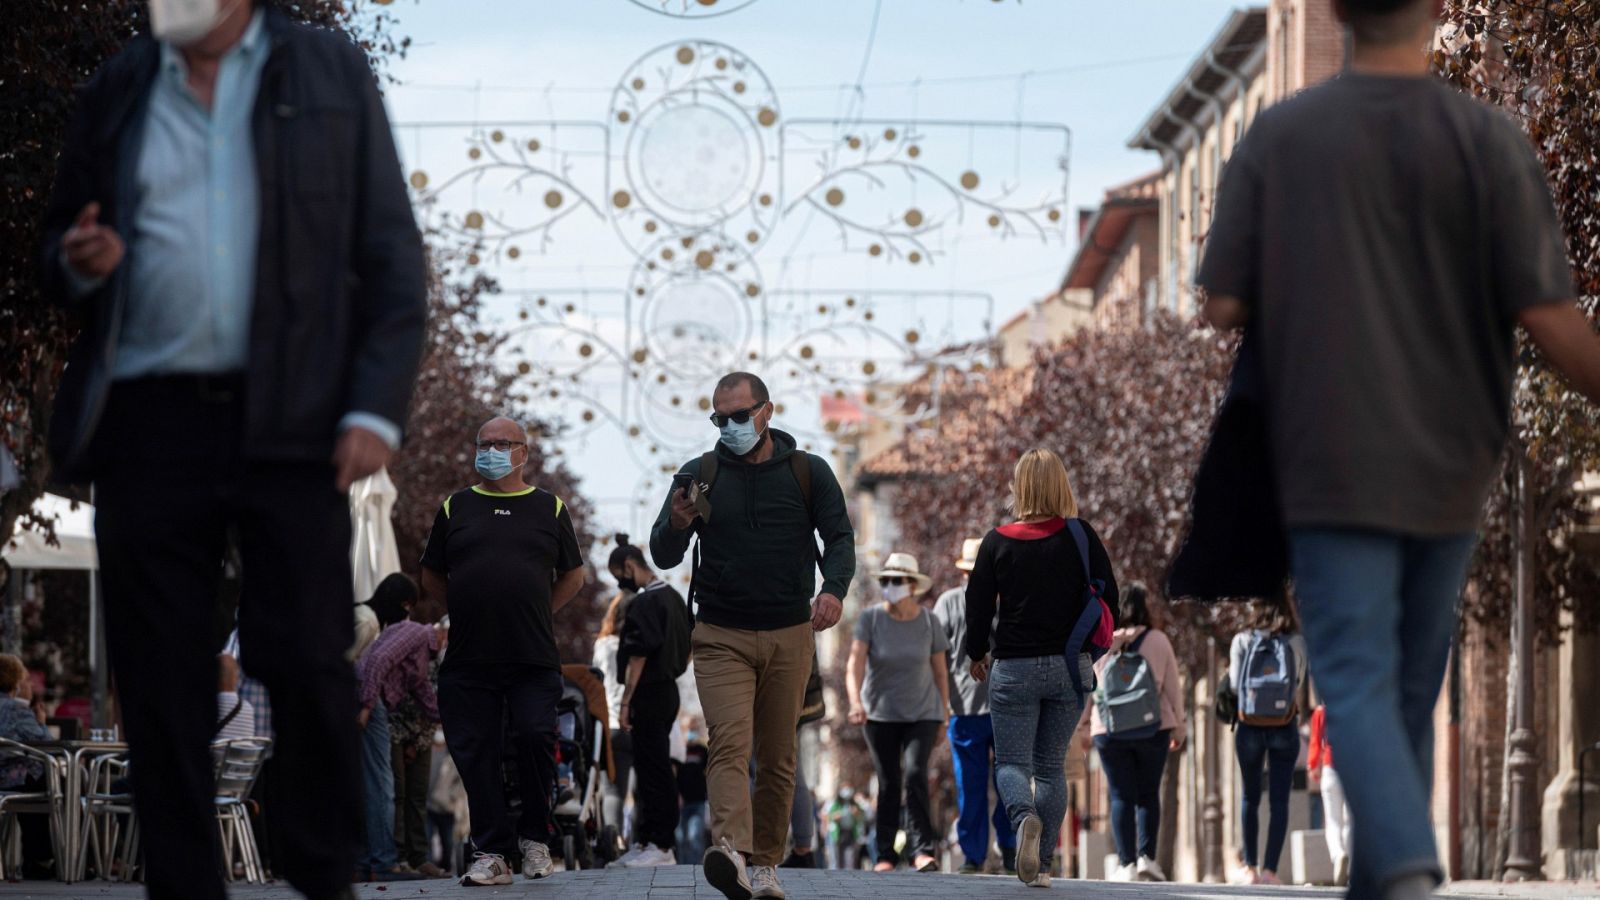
[967,448,1118,888]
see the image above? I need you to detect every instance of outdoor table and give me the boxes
[28,740,128,882]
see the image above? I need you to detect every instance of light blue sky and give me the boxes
[378,0,1245,548]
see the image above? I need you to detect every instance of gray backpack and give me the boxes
[1095,629,1163,740]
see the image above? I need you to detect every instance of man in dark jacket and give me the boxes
[36,2,425,898]
[650,372,855,900]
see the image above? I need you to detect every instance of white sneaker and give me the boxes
[750,865,786,900]
[460,853,513,886]
[1015,814,1042,884]
[1029,872,1053,888]
[703,839,753,900]
[1107,862,1137,882]
[519,838,555,879]
[609,844,646,869]
[625,843,678,867]
[1137,856,1167,882]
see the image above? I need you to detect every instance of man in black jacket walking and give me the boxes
[36,2,425,898]
[650,372,855,900]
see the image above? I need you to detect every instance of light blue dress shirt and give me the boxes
[117,10,268,381]
[68,10,399,449]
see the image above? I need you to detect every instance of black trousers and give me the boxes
[92,377,361,900]
[437,664,562,859]
[629,680,681,850]
[864,720,941,865]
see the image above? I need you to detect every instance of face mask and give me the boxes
[150,0,230,46]
[719,418,764,456]
[615,573,639,593]
[475,447,517,481]
[882,583,911,603]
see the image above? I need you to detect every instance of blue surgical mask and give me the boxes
[475,447,516,481]
[719,419,763,456]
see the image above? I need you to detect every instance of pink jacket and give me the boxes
[1088,626,1187,744]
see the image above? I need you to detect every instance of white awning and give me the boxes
[3,492,98,571]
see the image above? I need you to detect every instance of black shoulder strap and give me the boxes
[1129,627,1152,654]
[214,697,244,737]
[699,451,719,492]
[790,453,821,566]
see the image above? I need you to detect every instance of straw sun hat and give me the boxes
[876,552,933,594]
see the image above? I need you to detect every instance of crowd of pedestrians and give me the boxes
[13,1,1600,900]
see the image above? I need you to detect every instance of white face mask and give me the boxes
[882,583,912,604]
[150,0,234,46]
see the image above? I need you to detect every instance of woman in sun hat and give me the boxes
[845,552,951,873]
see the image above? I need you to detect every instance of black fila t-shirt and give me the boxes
[420,486,584,673]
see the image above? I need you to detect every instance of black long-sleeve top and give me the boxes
[618,581,693,687]
[964,517,1119,662]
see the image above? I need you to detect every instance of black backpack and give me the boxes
[689,451,826,723]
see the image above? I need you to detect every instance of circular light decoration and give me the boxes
[627,232,762,385]
[960,170,981,190]
[626,0,765,19]
[608,40,782,255]
[409,170,428,190]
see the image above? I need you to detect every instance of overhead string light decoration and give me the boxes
[396,38,1069,533]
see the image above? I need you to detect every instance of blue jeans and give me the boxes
[1095,730,1169,865]
[949,714,1015,866]
[361,700,397,872]
[989,654,1091,869]
[1235,723,1298,871]
[677,801,708,864]
[1290,528,1476,898]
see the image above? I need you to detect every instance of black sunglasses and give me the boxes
[709,403,766,428]
[879,576,910,587]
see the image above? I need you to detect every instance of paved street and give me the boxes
[5,871,1597,900]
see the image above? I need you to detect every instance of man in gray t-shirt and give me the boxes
[929,539,1016,874]
[1197,3,1600,899]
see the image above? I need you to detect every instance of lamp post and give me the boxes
[1503,454,1544,881]
[1203,635,1225,883]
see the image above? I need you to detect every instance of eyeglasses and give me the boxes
[879,576,909,587]
[474,440,526,452]
[709,403,766,428]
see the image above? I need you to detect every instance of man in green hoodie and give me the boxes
[651,372,855,900]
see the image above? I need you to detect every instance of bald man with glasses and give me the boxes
[419,417,587,886]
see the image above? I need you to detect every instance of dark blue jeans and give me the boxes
[1094,730,1169,865]
[1235,722,1298,872]
[1291,528,1476,898]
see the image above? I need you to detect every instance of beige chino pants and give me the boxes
[692,620,814,867]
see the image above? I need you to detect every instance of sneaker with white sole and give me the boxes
[1108,862,1137,882]
[608,844,647,869]
[1015,814,1043,885]
[460,853,513,886]
[750,865,786,900]
[1030,872,1053,888]
[519,839,554,879]
[1137,856,1167,882]
[624,843,677,867]
[703,839,753,900]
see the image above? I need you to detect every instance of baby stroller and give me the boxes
[551,665,618,870]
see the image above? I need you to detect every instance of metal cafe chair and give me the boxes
[0,738,67,882]
[77,752,137,882]
[212,738,272,883]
